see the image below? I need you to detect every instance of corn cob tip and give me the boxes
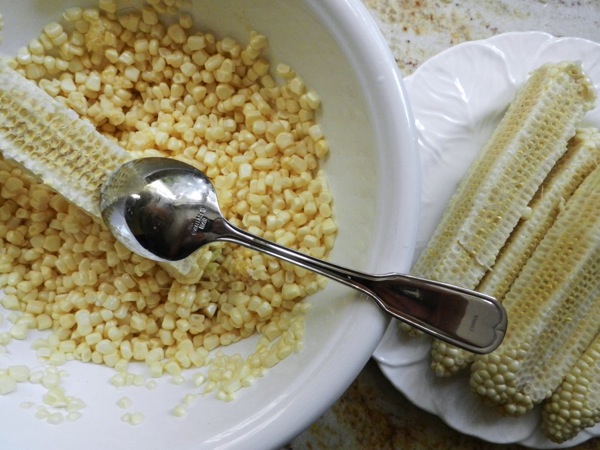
[541,324,600,442]
[430,339,473,377]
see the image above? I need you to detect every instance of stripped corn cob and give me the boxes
[542,330,600,443]
[0,59,208,280]
[0,59,133,218]
[470,162,600,416]
[478,128,600,300]
[431,128,600,377]
[400,62,595,334]
[411,61,595,289]
[402,61,595,338]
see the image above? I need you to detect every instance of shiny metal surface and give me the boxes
[100,157,507,354]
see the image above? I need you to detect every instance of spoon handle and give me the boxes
[220,221,507,354]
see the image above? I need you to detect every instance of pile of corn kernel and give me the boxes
[0,0,337,420]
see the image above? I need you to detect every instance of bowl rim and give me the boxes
[228,1,420,448]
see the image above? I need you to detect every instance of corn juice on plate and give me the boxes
[373,31,600,448]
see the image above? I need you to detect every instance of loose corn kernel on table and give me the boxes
[285,1,600,449]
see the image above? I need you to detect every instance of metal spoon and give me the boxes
[99,157,507,354]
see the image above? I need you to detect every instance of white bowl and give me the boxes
[0,1,419,448]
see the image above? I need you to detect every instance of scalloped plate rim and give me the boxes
[374,31,600,448]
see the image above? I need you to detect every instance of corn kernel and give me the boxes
[0,7,337,403]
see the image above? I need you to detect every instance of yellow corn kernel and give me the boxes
[0,4,339,403]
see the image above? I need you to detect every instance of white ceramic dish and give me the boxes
[373,31,600,448]
[0,1,420,449]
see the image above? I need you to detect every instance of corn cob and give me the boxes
[470,162,600,416]
[0,59,207,280]
[402,61,595,338]
[411,61,595,289]
[431,128,600,377]
[542,330,600,443]
[478,128,600,299]
[0,59,133,218]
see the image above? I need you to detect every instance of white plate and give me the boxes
[373,31,600,448]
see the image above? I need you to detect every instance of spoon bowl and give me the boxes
[100,157,507,354]
[100,157,223,262]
